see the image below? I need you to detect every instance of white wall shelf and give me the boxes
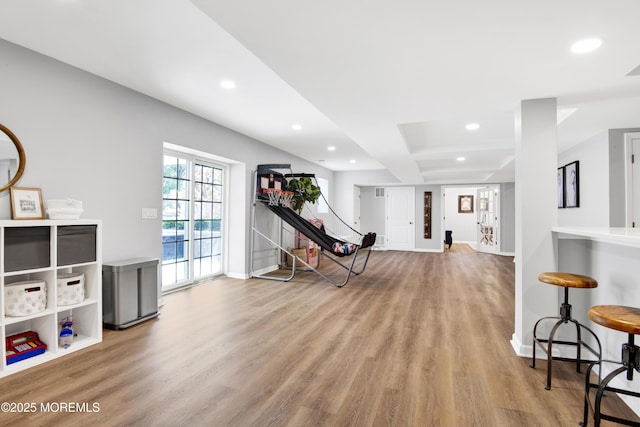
[0,219,102,378]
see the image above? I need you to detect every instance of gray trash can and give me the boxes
[102,257,159,330]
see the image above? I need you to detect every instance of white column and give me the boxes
[511,98,559,356]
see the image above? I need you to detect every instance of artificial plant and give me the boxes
[285,176,321,213]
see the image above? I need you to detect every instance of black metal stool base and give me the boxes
[530,288,602,390]
[581,335,640,427]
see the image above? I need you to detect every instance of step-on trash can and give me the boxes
[102,257,160,330]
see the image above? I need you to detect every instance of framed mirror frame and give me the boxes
[0,123,26,193]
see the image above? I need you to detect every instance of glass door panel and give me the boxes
[162,155,190,286]
[476,186,499,254]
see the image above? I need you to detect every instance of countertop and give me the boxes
[552,226,640,248]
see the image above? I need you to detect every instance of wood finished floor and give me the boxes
[2,245,639,426]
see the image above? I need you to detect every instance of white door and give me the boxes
[476,186,499,254]
[385,187,415,250]
[625,132,640,227]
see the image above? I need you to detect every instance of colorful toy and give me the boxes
[332,242,356,254]
[5,331,46,364]
[59,316,75,349]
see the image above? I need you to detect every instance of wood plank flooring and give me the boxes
[2,245,639,426]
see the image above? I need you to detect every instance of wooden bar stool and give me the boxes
[530,272,602,390]
[581,305,640,427]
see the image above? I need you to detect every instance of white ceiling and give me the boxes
[1,0,639,184]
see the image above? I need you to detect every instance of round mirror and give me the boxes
[0,124,26,193]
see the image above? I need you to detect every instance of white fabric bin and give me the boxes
[4,280,47,316]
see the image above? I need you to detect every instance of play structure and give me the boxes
[250,164,376,287]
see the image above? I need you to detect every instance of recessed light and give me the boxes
[349,159,356,164]
[465,123,479,131]
[456,157,465,162]
[327,146,336,151]
[291,124,302,131]
[571,38,602,54]
[220,80,236,89]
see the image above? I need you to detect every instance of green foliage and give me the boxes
[285,177,321,213]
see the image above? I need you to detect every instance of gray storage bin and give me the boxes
[102,257,159,330]
[57,225,97,266]
[4,227,51,272]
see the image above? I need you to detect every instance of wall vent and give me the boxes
[375,234,385,247]
[375,187,385,198]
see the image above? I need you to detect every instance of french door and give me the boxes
[162,153,224,290]
[476,185,499,254]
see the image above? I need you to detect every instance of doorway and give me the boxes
[442,185,501,253]
[625,132,640,227]
[162,152,225,291]
[476,185,500,254]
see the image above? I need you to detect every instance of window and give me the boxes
[162,153,224,289]
[317,177,329,213]
[192,163,223,277]
[162,155,190,286]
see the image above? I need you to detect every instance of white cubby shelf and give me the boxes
[0,219,102,377]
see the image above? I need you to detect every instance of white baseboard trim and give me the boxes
[511,333,533,358]
[412,247,444,253]
[250,264,280,277]
[226,271,249,280]
[372,246,510,255]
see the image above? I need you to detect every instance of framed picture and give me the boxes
[10,187,45,219]
[565,161,579,208]
[557,166,565,208]
[458,195,474,213]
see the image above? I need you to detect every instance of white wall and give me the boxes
[0,38,333,278]
[359,186,385,237]
[333,169,399,227]
[558,131,609,227]
[500,182,515,254]
[443,186,479,243]
[414,185,442,251]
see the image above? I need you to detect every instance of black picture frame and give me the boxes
[565,161,579,208]
[557,166,565,208]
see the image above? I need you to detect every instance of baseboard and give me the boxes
[412,247,444,253]
[250,264,280,277]
[226,271,250,280]
[511,333,533,358]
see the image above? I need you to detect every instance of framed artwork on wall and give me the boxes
[424,191,432,239]
[557,166,565,208]
[10,187,45,219]
[458,195,474,213]
[565,161,579,208]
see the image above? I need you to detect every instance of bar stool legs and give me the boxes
[581,333,640,427]
[531,287,602,390]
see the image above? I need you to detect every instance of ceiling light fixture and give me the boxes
[291,124,302,131]
[456,157,465,162]
[571,38,602,54]
[327,146,336,151]
[465,123,479,131]
[220,80,236,89]
[349,159,356,164]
